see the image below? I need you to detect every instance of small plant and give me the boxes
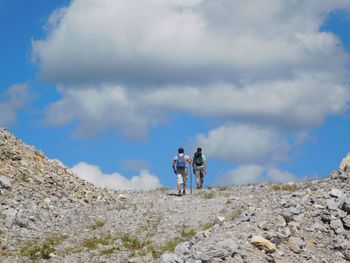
[181,228,196,239]
[229,208,243,221]
[121,234,146,250]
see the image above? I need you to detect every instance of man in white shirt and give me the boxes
[172,147,193,196]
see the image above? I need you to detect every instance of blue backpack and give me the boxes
[176,154,187,169]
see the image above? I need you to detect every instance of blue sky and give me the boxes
[1,0,350,190]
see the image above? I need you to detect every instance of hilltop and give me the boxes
[1,128,350,262]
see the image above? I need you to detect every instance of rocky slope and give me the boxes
[1,128,350,262]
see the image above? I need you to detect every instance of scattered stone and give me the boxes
[1,128,350,263]
[330,219,345,234]
[329,188,343,198]
[251,235,277,253]
[0,175,12,190]
[160,253,183,263]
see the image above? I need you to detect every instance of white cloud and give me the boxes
[44,85,162,138]
[195,123,290,164]
[144,72,349,129]
[218,164,296,185]
[34,0,350,166]
[0,84,30,127]
[71,162,162,190]
[32,0,350,86]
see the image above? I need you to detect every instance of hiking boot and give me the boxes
[178,190,182,196]
[182,190,186,195]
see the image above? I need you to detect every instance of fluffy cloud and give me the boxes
[32,0,350,86]
[33,0,350,165]
[195,123,290,164]
[71,162,162,190]
[0,84,30,126]
[217,164,296,185]
[44,85,161,138]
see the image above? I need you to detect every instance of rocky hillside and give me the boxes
[1,128,350,262]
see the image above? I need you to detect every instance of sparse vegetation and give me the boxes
[99,247,118,255]
[229,207,243,221]
[87,219,105,230]
[271,183,300,192]
[121,234,146,251]
[200,221,215,230]
[181,228,196,239]
[197,189,215,199]
[83,234,116,250]
[20,233,67,260]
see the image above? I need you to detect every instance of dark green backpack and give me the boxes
[193,152,203,166]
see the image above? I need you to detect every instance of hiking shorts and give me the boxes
[176,168,188,185]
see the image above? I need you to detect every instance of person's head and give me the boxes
[178,147,184,154]
[196,147,202,153]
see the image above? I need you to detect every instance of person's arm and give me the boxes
[203,159,207,174]
[172,159,177,174]
[186,156,193,164]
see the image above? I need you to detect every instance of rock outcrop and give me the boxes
[1,128,350,262]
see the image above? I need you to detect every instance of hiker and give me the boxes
[192,147,206,189]
[172,147,193,196]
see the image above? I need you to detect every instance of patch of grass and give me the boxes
[148,237,182,258]
[200,221,214,231]
[83,234,116,250]
[147,229,196,259]
[20,233,68,260]
[20,240,54,260]
[99,247,118,255]
[181,228,196,239]
[121,234,146,251]
[271,183,300,192]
